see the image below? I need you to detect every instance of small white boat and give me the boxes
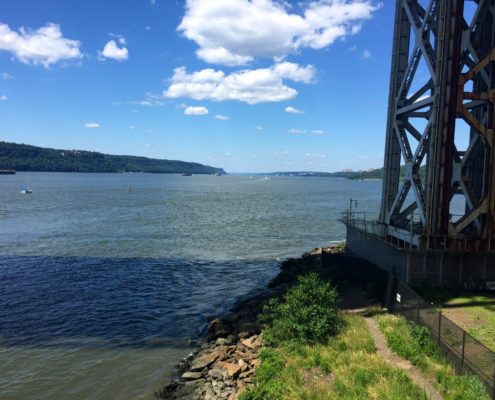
[20,172,33,194]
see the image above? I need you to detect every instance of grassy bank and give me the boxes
[241,313,429,399]
[416,287,495,352]
[375,313,490,400]
[240,271,429,399]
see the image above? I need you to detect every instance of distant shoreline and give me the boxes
[0,141,226,175]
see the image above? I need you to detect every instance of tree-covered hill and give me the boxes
[272,165,425,180]
[0,141,226,174]
[270,169,387,179]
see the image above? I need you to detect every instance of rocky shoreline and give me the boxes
[157,244,344,400]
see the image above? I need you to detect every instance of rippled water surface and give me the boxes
[0,172,381,399]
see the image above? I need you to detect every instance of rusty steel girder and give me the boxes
[379,0,495,250]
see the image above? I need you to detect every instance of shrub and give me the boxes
[262,273,341,344]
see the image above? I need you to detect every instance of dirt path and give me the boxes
[338,289,442,399]
[364,317,443,400]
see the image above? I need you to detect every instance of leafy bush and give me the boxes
[262,273,341,344]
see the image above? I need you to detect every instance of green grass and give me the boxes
[240,313,429,400]
[376,314,490,400]
[416,287,495,351]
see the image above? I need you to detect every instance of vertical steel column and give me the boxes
[380,1,410,225]
[425,0,464,241]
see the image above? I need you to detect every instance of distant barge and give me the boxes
[0,169,15,175]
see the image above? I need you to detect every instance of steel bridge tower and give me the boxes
[380,0,495,250]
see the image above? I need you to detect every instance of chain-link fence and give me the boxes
[392,280,495,398]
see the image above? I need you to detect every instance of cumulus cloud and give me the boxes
[215,114,229,120]
[0,95,7,101]
[361,49,371,59]
[178,0,381,66]
[184,105,209,115]
[84,122,100,128]
[164,62,315,104]
[285,106,304,114]
[289,128,324,134]
[0,23,82,67]
[109,33,127,46]
[99,39,128,61]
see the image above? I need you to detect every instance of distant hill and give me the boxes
[272,166,424,180]
[270,169,387,179]
[0,141,226,175]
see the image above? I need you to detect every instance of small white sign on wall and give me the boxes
[396,293,401,303]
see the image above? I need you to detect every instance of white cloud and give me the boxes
[129,125,135,130]
[304,153,327,158]
[134,93,164,107]
[0,23,82,67]
[256,126,263,131]
[289,128,324,135]
[164,62,315,104]
[184,105,209,115]
[0,95,7,101]
[1,72,13,80]
[109,33,127,46]
[288,128,306,134]
[99,40,128,61]
[215,114,229,120]
[84,122,100,128]
[361,49,371,59]
[178,0,382,66]
[285,106,304,114]
[135,99,163,107]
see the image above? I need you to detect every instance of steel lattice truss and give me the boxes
[379,0,495,248]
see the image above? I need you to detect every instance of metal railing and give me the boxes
[392,280,495,399]
[339,211,383,236]
[341,210,495,252]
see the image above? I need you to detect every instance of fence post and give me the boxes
[438,311,442,346]
[461,331,465,372]
[417,297,420,324]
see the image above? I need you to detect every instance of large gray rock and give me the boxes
[190,351,221,371]
[181,371,203,381]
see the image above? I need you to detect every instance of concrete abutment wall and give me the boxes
[346,225,495,289]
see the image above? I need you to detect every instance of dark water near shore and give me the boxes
[0,173,381,399]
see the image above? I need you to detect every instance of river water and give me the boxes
[0,172,382,399]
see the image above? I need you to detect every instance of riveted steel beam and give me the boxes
[380,0,495,249]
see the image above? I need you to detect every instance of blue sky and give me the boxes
[0,0,396,173]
